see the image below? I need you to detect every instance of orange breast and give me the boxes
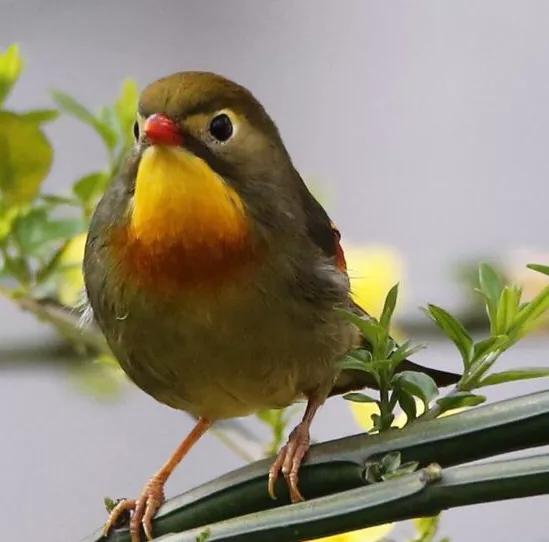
[113,145,260,294]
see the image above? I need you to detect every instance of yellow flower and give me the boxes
[309,523,394,542]
[345,245,404,319]
[56,232,86,306]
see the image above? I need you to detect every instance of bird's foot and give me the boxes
[268,421,311,503]
[103,477,165,542]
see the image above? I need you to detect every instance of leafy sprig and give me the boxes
[342,263,549,428]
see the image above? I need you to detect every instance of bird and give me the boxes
[83,71,459,542]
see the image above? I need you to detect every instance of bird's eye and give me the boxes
[133,121,140,141]
[209,114,233,142]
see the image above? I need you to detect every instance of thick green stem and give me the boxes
[85,390,549,542]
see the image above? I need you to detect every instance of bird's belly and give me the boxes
[107,285,352,420]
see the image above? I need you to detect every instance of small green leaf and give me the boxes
[14,209,85,254]
[338,355,378,382]
[426,304,473,368]
[338,309,383,348]
[383,461,420,480]
[478,368,549,388]
[342,392,377,403]
[3,254,30,283]
[495,285,522,335]
[196,528,211,542]
[52,90,117,151]
[20,109,59,124]
[389,340,425,369]
[73,171,109,206]
[114,78,139,147]
[508,285,549,338]
[472,335,509,362]
[436,392,486,413]
[393,371,439,409]
[397,388,418,423]
[413,515,441,542]
[478,263,504,328]
[380,283,399,329]
[0,44,23,106]
[40,194,79,206]
[381,451,401,473]
[528,263,549,277]
[0,112,53,206]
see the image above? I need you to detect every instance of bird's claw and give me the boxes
[268,423,310,503]
[102,479,165,542]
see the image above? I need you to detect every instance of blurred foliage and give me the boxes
[0,44,136,390]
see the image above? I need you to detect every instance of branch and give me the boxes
[167,454,549,541]
[86,390,549,542]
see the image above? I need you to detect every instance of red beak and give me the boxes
[144,114,183,146]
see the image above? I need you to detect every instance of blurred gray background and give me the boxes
[1,1,549,541]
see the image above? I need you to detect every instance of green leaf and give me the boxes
[0,44,23,106]
[73,171,109,206]
[472,335,509,362]
[478,368,549,388]
[426,304,473,368]
[389,341,425,369]
[0,112,53,206]
[114,78,139,147]
[52,90,117,151]
[0,201,19,240]
[14,209,84,254]
[392,371,439,409]
[381,451,401,473]
[508,285,549,337]
[528,263,549,277]
[3,253,30,282]
[337,309,383,348]
[478,263,504,328]
[338,354,378,381]
[195,528,211,542]
[495,285,522,334]
[413,515,441,542]
[342,392,378,403]
[20,109,59,124]
[380,283,399,329]
[397,388,418,423]
[436,392,486,413]
[40,194,79,206]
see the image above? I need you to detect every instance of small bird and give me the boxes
[83,72,458,541]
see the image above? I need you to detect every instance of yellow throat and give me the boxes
[118,145,256,291]
[130,145,249,248]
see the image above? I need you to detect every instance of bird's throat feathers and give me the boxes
[118,146,256,291]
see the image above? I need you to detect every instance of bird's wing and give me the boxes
[295,174,460,392]
[296,175,347,272]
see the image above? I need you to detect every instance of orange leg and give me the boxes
[268,397,322,503]
[103,417,212,542]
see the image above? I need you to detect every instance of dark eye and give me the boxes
[209,114,233,142]
[133,121,140,140]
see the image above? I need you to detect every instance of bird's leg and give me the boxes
[103,417,212,542]
[268,396,322,503]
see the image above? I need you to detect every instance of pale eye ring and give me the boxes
[209,113,233,142]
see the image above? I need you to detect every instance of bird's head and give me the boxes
[109,72,300,292]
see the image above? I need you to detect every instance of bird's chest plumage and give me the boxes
[98,262,352,419]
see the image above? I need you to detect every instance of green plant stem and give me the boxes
[168,454,549,541]
[85,390,549,542]
[0,284,108,353]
